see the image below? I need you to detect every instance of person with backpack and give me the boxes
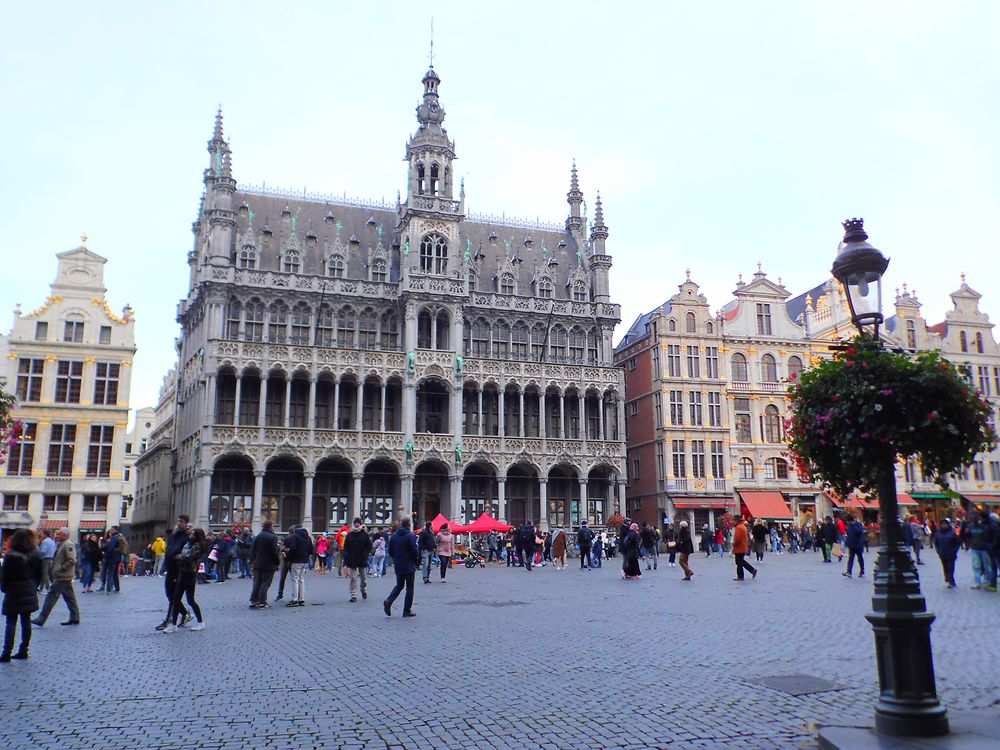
[518,521,536,572]
[592,533,604,568]
[236,527,253,579]
[1,528,43,662]
[577,520,595,570]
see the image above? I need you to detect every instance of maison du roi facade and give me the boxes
[173,66,627,535]
[1,247,136,543]
[615,267,1000,531]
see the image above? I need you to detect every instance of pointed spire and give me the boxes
[566,160,585,232]
[589,192,608,253]
[212,105,225,143]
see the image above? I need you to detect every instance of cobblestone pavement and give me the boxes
[2,547,998,750]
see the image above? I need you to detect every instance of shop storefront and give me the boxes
[669,496,733,532]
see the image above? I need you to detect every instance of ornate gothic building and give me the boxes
[173,66,626,534]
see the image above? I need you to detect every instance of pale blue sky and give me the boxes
[1,1,997,413]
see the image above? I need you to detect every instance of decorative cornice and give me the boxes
[23,295,62,319]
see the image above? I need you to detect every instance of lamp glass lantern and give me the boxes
[831,218,889,335]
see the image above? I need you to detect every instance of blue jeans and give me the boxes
[971,549,995,586]
[103,559,120,591]
[381,552,389,576]
[81,561,95,589]
[421,551,433,582]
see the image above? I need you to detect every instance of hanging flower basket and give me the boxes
[605,513,625,530]
[0,388,23,469]
[786,335,996,498]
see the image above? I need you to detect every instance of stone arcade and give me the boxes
[172,65,627,534]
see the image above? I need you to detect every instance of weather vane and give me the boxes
[429,18,434,67]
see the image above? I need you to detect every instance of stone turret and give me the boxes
[589,193,612,302]
[202,107,237,269]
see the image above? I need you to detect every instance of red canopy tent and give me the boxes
[429,513,465,533]
[463,513,512,534]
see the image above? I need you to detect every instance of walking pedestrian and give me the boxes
[435,523,454,581]
[249,521,281,608]
[383,518,419,618]
[162,526,205,633]
[101,526,124,594]
[677,521,694,581]
[819,516,837,563]
[933,519,961,588]
[1,528,43,662]
[372,533,386,577]
[31,527,80,627]
[592,533,604,568]
[700,524,712,558]
[640,522,657,571]
[80,534,101,593]
[343,518,373,602]
[551,526,567,570]
[37,530,56,592]
[664,525,677,567]
[236,527,253,578]
[156,516,191,630]
[315,534,329,574]
[841,514,866,578]
[621,523,642,580]
[215,532,233,583]
[962,511,997,590]
[732,518,758,581]
[418,521,436,583]
[577,520,595,570]
[751,520,768,562]
[519,521,536,572]
[151,535,166,576]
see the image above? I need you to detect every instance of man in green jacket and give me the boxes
[31,528,80,626]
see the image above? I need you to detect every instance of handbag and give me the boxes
[208,549,219,561]
[667,541,677,549]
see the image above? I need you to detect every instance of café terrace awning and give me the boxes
[671,497,732,509]
[738,491,793,521]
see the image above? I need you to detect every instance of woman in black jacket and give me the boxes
[677,521,695,581]
[163,527,205,633]
[81,534,102,593]
[1,528,43,661]
[621,523,642,580]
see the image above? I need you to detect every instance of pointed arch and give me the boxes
[267,301,288,343]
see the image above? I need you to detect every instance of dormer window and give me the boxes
[239,245,256,269]
[572,282,587,302]
[685,312,696,332]
[500,274,515,295]
[328,254,345,278]
[538,277,553,299]
[283,251,301,274]
[419,233,448,274]
[371,259,387,283]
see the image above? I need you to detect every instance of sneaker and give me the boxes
[155,621,168,631]
[859,572,865,578]
[350,597,357,603]
[285,601,298,607]
[179,613,193,628]
[361,590,367,600]
[161,624,177,634]
[261,603,272,608]
[985,586,998,592]
[842,572,852,578]
[971,584,981,590]
[190,622,205,632]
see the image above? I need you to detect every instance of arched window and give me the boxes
[906,320,916,349]
[244,299,264,342]
[239,244,256,269]
[267,302,288,343]
[500,274,515,295]
[371,259,387,283]
[468,318,490,356]
[328,254,345,278]
[738,457,754,480]
[787,356,803,381]
[530,324,546,360]
[416,162,426,195]
[573,282,587,302]
[538,277,553,299]
[337,306,355,348]
[731,353,748,381]
[226,298,242,339]
[380,310,399,349]
[568,326,586,362]
[587,328,600,364]
[283,250,300,274]
[763,405,782,443]
[435,310,450,350]
[420,233,448,274]
[316,304,334,346]
[685,312,696,332]
[417,310,433,349]
[511,322,529,358]
[492,321,510,357]
[467,268,477,292]
[761,354,777,383]
[960,330,968,352]
[765,457,789,480]
[550,326,568,360]
[668,319,676,332]
[976,332,984,353]
[706,321,714,334]
[430,162,440,195]
[358,308,377,349]
[290,303,311,345]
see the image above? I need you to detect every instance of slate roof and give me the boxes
[615,305,666,352]
[232,189,587,299]
[785,281,826,322]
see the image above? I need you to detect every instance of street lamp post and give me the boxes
[831,218,949,738]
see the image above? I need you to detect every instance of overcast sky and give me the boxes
[1,1,997,416]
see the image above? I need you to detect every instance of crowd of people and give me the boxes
[2,507,998,660]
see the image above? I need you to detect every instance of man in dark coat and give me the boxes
[343,518,373,602]
[156,515,191,631]
[933,519,962,588]
[283,527,314,607]
[819,516,838,563]
[577,521,595,570]
[383,518,419,617]
[249,521,281,608]
[519,521,536,571]
[417,521,436,584]
[842,514,866,578]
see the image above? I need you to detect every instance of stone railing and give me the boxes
[466,292,620,321]
[207,266,401,299]
[462,357,623,390]
[213,340,407,374]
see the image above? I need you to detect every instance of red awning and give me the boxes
[79,521,106,531]
[829,492,872,509]
[896,493,918,506]
[671,497,731,509]
[966,494,1000,506]
[463,513,512,533]
[429,513,463,534]
[738,491,793,521]
[38,520,64,531]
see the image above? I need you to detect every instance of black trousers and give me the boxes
[846,547,865,575]
[439,556,450,579]
[734,553,757,580]
[164,561,187,619]
[277,559,291,596]
[251,569,275,605]
[579,547,592,568]
[2,613,30,654]
[385,571,415,613]
[520,546,532,570]
[216,554,229,582]
[940,555,956,585]
[169,572,202,624]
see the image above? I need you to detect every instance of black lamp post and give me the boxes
[831,218,949,738]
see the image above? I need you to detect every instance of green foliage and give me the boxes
[786,335,997,498]
[0,386,22,468]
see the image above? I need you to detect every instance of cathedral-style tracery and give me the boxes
[173,68,626,533]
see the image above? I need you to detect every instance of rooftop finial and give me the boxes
[960,272,966,285]
[212,105,224,142]
[685,268,691,280]
[429,17,434,68]
[80,233,88,248]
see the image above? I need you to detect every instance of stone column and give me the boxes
[333,377,340,430]
[558,391,565,439]
[540,394,547,440]
[302,472,314,532]
[252,471,265,533]
[478,387,484,436]
[259,376,268,433]
[617,479,627,514]
[379,383,387,432]
[519,390,525,437]
[205,373,217,425]
[598,395,606,441]
[579,477,589,526]
[356,381,364,434]
[616,394,626,443]
[578,393,586,442]
[195,471,211,528]
[498,389,506,438]
[449,383,462,438]
[233,375,242,425]
[351,473,363,525]
[401,473,414,520]
[497,477,507,522]
[403,382,416,442]
[283,377,291,429]
[451,474,462,523]
[538,477,548,532]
